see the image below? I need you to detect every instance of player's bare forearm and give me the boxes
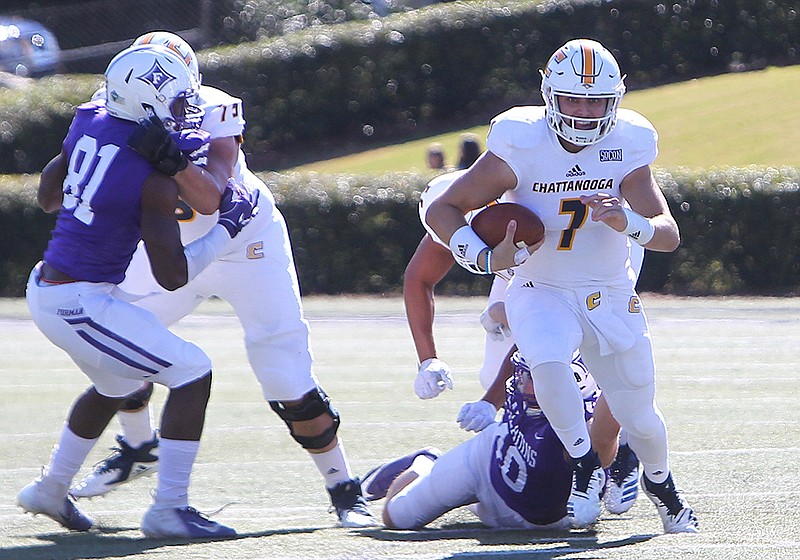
[403,267,438,361]
[173,164,223,214]
[173,136,240,215]
[427,151,516,244]
[480,346,516,408]
[646,213,680,252]
[403,236,454,361]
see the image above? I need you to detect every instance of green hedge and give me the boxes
[1,1,799,173]
[2,167,798,298]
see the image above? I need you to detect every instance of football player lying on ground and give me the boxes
[68,31,376,528]
[403,170,642,515]
[365,350,613,530]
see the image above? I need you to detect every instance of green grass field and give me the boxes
[1,295,799,560]
[287,66,800,174]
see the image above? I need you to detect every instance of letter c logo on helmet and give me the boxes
[540,39,626,146]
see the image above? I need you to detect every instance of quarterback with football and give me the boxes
[425,38,698,533]
[405,169,645,516]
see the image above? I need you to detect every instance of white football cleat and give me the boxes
[71,434,158,498]
[642,473,699,533]
[604,443,640,514]
[567,451,606,529]
[328,479,379,528]
[18,478,93,531]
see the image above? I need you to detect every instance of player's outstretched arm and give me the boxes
[404,235,457,399]
[403,235,455,364]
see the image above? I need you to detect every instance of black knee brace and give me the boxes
[120,382,154,412]
[269,387,340,450]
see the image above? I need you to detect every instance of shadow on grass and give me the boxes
[358,523,656,559]
[2,525,324,560]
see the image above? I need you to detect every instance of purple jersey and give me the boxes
[488,370,598,525]
[43,101,156,283]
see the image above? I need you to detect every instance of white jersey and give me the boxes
[177,85,248,244]
[120,85,276,296]
[487,106,657,288]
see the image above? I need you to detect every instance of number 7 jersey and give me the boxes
[486,106,658,288]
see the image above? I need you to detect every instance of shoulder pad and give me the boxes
[487,106,548,154]
[198,86,246,139]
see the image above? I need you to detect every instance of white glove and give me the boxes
[457,400,498,432]
[414,358,454,399]
[479,306,511,342]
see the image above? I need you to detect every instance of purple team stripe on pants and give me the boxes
[74,330,161,374]
[65,317,173,373]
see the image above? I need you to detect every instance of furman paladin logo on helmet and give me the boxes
[137,60,176,91]
[104,44,203,131]
[540,39,626,146]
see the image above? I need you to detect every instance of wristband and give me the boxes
[449,225,491,274]
[621,207,656,246]
[184,224,229,281]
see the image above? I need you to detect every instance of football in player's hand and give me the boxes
[470,202,545,248]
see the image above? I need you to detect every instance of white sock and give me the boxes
[530,362,591,458]
[618,429,630,447]
[118,406,156,448]
[154,438,199,509]
[45,424,97,490]
[311,441,354,488]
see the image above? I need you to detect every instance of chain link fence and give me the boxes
[1,0,443,76]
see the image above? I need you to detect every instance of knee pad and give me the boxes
[269,387,340,449]
[120,382,154,412]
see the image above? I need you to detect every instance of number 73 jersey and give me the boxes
[486,106,658,288]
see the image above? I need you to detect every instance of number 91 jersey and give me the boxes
[486,106,657,288]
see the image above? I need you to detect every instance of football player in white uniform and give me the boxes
[69,32,376,528]
[406,169,643,515]
[425,39,698,533]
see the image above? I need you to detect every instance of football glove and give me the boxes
[171,128,210,155]
[414,358,453,399]
[217,179,260,238]
[479,305,511,342]
[127,116,189,176]
[456,400,497,432]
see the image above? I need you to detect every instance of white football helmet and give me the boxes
[104,44,203,131]
[132,31,201,84]
[540,39,626,146]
